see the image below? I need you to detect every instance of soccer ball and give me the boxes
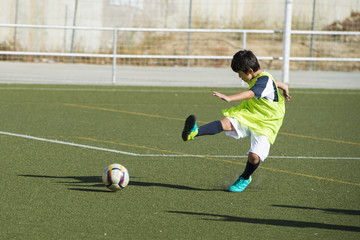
[102,163,130,192]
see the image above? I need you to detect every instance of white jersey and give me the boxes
[250,75,279,102]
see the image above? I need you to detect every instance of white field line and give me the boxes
[1,131,359,160]
[0,131,139,156]
[0,87,359,95]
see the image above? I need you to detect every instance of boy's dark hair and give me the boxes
[231,50,260,73]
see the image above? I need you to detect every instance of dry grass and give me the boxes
[1,11,359,71]
[1,33,358,71]
[119,32,359,71]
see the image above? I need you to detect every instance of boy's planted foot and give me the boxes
[228,176,251,192]
[182,115,199,141]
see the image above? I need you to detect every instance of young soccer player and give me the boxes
[182,50,291,192]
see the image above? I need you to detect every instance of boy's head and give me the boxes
[231,50,260,74]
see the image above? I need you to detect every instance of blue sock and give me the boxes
[240,161,260,180]
[197,121,223,136]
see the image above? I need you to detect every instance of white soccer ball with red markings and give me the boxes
[102,163,129,192]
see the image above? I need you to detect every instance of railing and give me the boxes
[0,24,359,84]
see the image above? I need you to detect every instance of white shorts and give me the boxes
[225,117,270,161]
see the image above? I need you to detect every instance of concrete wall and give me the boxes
[1,0,104,52]
[0,0,359,52]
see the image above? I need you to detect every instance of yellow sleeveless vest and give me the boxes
[222,72,285,144]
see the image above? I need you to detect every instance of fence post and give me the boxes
[242,32,247,50]
[63,5,68,53]
[13,0,19,50]
[309,0,316,70]
[282,0,292,83]
[242,32,247,87]
[70,0,78,63]
[112,29,118,84]
[187,0,193,67]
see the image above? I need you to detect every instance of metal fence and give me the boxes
[0,0,359,85]
[0,23,359,84]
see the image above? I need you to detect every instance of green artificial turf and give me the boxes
[0,84,359,239]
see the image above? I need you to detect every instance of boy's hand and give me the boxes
[275,80,291,101]
[213,91,231,102]
[281,84,291,101]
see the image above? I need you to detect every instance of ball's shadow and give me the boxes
[19,174,110,193]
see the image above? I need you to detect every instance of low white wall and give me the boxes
[0,0,359,52]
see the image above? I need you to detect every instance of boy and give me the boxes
[181,50,291,193]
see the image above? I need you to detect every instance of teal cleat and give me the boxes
[228,176,252,192]
[182,115,199,141]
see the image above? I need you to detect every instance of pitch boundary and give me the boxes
[1,130,359,187]
[1,131,358,160]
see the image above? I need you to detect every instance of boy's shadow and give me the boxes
[129,180,215,191]
[167,211,360,232]
[18,174,218,192]
[272,204,360,216]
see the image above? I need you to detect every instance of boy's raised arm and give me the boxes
[213,90,255,102]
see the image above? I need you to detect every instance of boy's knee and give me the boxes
[248,152,260,164]
[220,118,234,131]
